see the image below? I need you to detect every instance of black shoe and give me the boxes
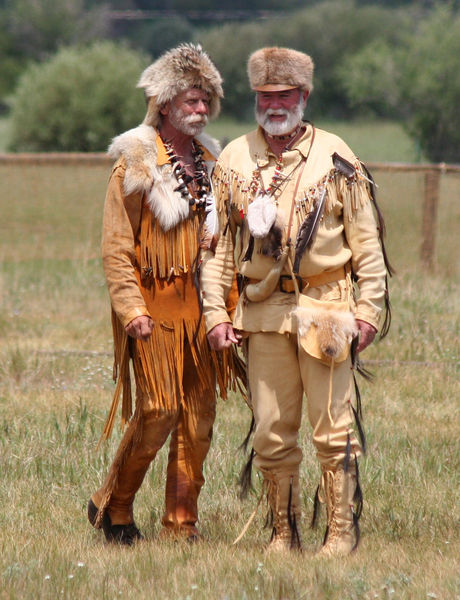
[87,498,99,527]
[87,499,144,546]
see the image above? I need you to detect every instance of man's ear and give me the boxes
[302,90,310,102]
[160,102,170,116]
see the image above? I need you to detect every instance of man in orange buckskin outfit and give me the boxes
[200,47,392,556]
[87,44,241,545]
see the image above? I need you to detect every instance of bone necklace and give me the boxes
[163,140,211,208]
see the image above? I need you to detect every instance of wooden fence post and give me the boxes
[420,169,441,272]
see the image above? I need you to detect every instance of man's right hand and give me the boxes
[125,315,154,341]
[207,322,241,351]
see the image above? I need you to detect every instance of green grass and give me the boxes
[0,157,459,598]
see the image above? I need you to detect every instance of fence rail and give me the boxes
[2,153,459,272]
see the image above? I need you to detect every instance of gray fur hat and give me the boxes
[248,47,314,93]
[138,43,223,127]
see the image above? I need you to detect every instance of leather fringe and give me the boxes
[351,455,363,551]
[310,485,321,529]
[352,372,363,420]
[354,458,363,519]
[351,404,367,454]
[344,432,352,473]
[239,415,255,453]
[287,477,302,549]
[359,161,394,341]
[139,209,202,281]
[98,310,132,445]
[99,317,245,443]
[238,447,255,500]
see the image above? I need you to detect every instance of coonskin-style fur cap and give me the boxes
[138,43,223,127]
[248,47,314,93]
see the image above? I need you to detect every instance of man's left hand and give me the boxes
[355,319,377,353]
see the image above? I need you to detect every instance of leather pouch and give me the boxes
[294,294,357,365]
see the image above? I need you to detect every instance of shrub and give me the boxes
[8,41,148,152]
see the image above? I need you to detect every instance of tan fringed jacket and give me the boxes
[99,124,242,433]
[200,124,388,335]
[102,124,221,328]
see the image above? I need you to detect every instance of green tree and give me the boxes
[3,0,110,59]
[336,39,402,118]
[338,4,460,162]
[199,1,412,120]
[8,42,148,152]
[123,16,194,57]
[399,5,460,162]
[0,0,111,106]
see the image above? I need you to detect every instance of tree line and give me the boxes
[2,0,460,161]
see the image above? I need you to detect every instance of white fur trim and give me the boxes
[107,125,218,231]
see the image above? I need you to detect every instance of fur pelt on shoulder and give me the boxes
[108,124,220,231]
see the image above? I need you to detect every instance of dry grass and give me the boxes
[0,161,459,599]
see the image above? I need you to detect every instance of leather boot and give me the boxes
[317,463,361,557]
[92,410,175,527]
[263,470,302,553]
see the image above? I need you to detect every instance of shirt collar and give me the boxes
[250,122,315,166]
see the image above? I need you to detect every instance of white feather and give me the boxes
[204,193,219,238]
[247,194,277,238]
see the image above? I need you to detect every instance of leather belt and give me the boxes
[247,266,346,295]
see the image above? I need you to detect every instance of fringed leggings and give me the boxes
[92,339,216,530]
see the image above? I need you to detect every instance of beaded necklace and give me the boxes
[250,125,306,201]
[163,140,211,208]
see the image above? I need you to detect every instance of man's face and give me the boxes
[255,88,308,136]
[164,88,210,136]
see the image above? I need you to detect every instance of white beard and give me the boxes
[168,105,208,136]
[255,98,306,136]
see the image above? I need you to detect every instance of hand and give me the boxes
[355,319,377,353]
[207,322,242,351]
[125,315,154,341]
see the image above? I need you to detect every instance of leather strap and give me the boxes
[286,126,316,243]
[247,265,346,293]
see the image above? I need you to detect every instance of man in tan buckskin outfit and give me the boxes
[201,47,391,555]
[87,44,241,545]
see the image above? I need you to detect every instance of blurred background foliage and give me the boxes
[1,0,459,159]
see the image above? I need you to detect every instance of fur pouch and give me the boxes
[294,295,357,364]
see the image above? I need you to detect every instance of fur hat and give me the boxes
[248,47,314,93]
[138,43,223,127]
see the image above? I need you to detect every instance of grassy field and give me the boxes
[0,154,459,599]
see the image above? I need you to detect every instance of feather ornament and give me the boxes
[200,192,219,250]
[293,187,327,273]
[332,152,355,179]
[333,151,374,186]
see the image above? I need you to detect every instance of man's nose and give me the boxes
[267,98,282,110]
[195,100,209,114]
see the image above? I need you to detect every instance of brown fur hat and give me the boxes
[248,47,314,93]
[138,43,223,127]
